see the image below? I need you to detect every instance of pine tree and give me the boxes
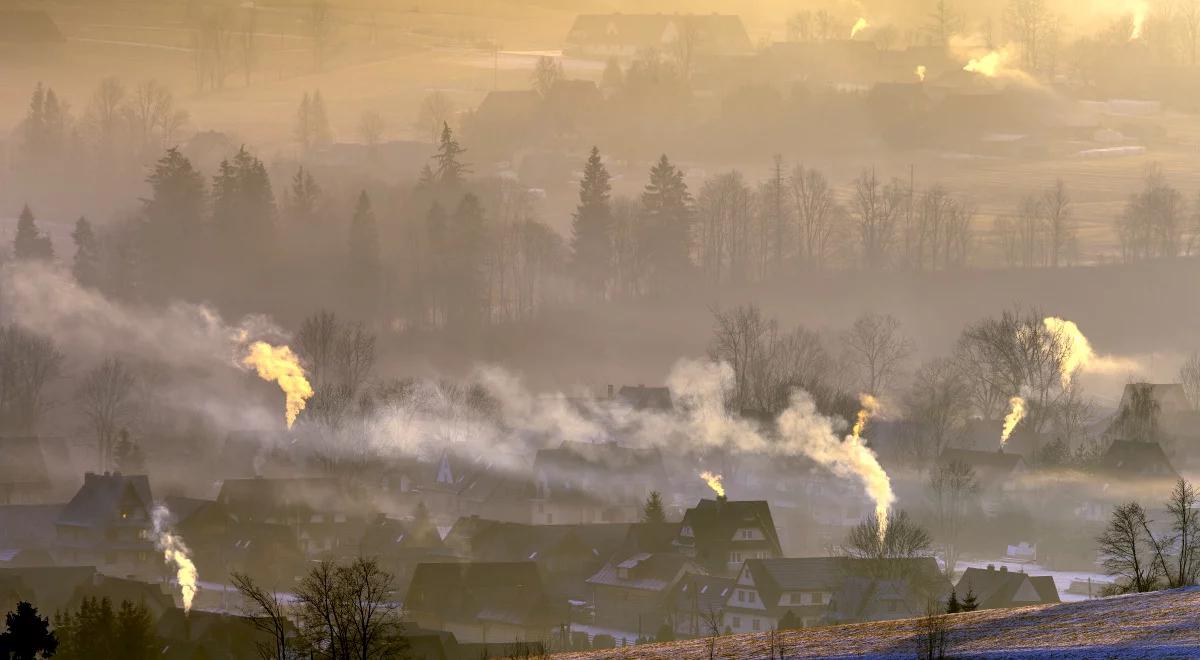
[71,217,100,288]
[945,589,961,613]
[347,190,380,296]
[13,205,54,261]
[641,154,692,294]
[642,490,667,524]
[113,601,155,660]
[960,585,978,611]
[432,123,470,190]
[0,601,57,660]
[142,147,205,296]
[285,166,321,224]
[212,147,276,251]
[570,146,613,298]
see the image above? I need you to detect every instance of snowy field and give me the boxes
[557,587,1200,659]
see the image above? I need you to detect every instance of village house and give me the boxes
[405,561,560,644]
[586,552,703,636]
[674,497,783,575]
[666,573,735,637]
[358,512,449,591]
[1096,440,1180,485]
[825,559,950,625]
[53,472,156,576]
[415,451,535,525]
[563,14,752,60]
[955,564,1061,610]
[215,476,369,558]
[722,557,842,633]
[936,448,1029,494]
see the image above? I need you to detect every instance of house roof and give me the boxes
[1119,383,1191,414]
[406,561,557,628]
[1097,441,1179,481]
[58,473,153,527]
[669,573,735,613]
[956,566,1060,609]
[677,499,782,564]
[0,505,62,549]
[585,552,696,592]
[0,438,51,486]
[216,477,359,517]
[360,515,446,554]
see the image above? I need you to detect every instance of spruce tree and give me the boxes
[570,146,613,298]
[0,601,57,660]
[432,123,470,190]
[347,190,380,296]
[71,217,100,288]
[13,205,54,261]
[285,166,321,225]
[641,154,692,294]
[945,589,961,614]
[310,89,333,149]
[961,585,978,611]
[642,490,667,524]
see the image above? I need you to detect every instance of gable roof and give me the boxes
[1119,383,1191,415]
[956,566,1060,609]
[1097,441,1179,481]
[668,573,735,613]
[585,552,697,593]
[58,473,153,527]
[677,499,782,563]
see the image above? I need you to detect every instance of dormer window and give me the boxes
[680,526,694,538]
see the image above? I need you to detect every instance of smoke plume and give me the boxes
[151,506,198,612]
[915,65,927,82]
[850,18,869,38]
[1001,395,1026,448]
[700,471,726,498]
[1044,316,1139,387]
[241,341,315,429]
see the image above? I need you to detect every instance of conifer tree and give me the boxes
[71,217,100,288]
[570,146,613,298]
[642,490,667,524]
[641,154,692,294]
[432,123,469,190]
[960,586,978,611]
[347,190,380,298]
[945,589,961,613]
[13,205,54,261]
[285,166,321,225]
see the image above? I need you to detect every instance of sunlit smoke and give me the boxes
[952,36,1036,86]
[241,342,314,428]
[700,471,725,498]
[1001,396,1026,448]
[1043,316,1139,387]
[915,65,927,82]
[777,392,894,545]
[151,506,198,612]
[851,393,880,439]
[850,18,869,38]
[1130,3,1147,40]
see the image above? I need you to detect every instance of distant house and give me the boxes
[826,559,950,625]
[564,14,753,59]
[415,451,534,524]
[936,448,1028,493]
[1096,440,1179,483]
[216,477,368,557]
[586,552,702,635]
[0,438,54,504]
[722,557,842,633]
[955,564,1060,610]
[54,472,155,575]
[1117,383,1191,414]
[405,561,559,644]
[359,513,450,589]
[532,441,667,525]
[674,498,783,575]
[666,573,735,637]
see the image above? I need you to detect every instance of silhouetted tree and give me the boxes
[531,56,563,97]
[142,147,205,296]
[347,191,380,309]
[285,166,322,226]
[416,92,454,145]
[445,194,488,326]
[70,218,100,288]
[0,325,63,433]
[78,356,138,471]
[0,601,56,660]
[570,147,613,298]
[841,312,912,396]
[641,155,692,295]
[211,146,275,272]
[1097,501,1161,593]
[13,205,54,261]
[959,586,978,611]
[945,589,961,613]
[432,124,469,191]
[642,491,666,524]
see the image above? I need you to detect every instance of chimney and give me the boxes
[987,564,995,571]
[607,384,614,399]
[716,495,727,505]
[1000,565,1008,572]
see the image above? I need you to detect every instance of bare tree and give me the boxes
[531,56,563,97]
[1119,165,1186,262]
[1097,501,1162,594]
[415,92,454,145]
[123,80,189,158]
[841,509,933,580]
[1166,478,1200,587]
[232,572,292,659]
[916,601,950,660]
[238,4,259,87]
[905,358,970,462]
[1005,0,1052,70]
[0,325,63,433]
[295,311,376,429]
[790,165,839,272]
[924,0,964,47]
[1180,352,1200,410]
[670,16,703,83]
[709,305,774,413]
[78,356,138,472]
[841,313,913,396]
[190,6,235,91]
[696,171,754,285]
[928,460,979,575]
[1041,179,1073,267]
[851,169,905,268]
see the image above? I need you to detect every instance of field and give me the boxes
[556,587,1200,659]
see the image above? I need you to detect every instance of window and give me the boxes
[738,590,746,603]
[729,551,742,563]
[742,530,753,539]
[752,618,760,631]
[731,616,741,628]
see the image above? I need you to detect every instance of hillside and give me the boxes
[557,588,1200,659]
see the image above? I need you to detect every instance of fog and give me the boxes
[1,0,1199,655]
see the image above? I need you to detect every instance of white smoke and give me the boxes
[151,505,198,612]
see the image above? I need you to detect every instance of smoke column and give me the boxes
[1001,396,1026,448]
[777,392,894,545]
[151,506,198,612]
[1043,316,1138,387]
[850,18,869,38]
[851,393,880,439]
[916,65,927,81]
[241,342,315,428]
[700,471,725,498]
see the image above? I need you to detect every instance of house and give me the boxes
[54,472,156,575]
[405,562,559,644]
[722,557,842,633]
[586,552,703,635]
[936,448,1028,493]
[0,438,54,504]
[825,559,951,624]
[216,476,369,557]
[0,505,61,567]
[415,451,535,525]
[674,498,782,575]
[666,573,735,637]
[564,14,752,59]
[359,513,451,590]
[1096,440,1180,484]
[531,441,667,525]
[955,564,1060,609]
[158,608,298,660]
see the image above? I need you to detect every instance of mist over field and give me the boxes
[2,1,1200,657]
